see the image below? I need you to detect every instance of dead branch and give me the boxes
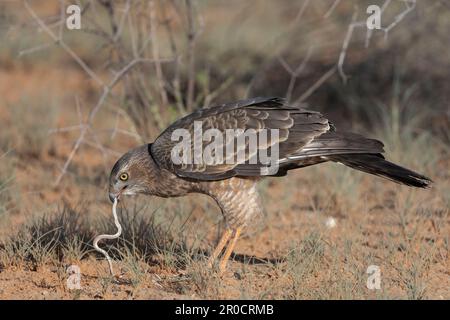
[24,0,105,87]
[149,0,169,107]
[278,46,314,103]
[337,8,365,84]
[339,0,417,83]
[25,0,174,184]
[324,0,341,19]
[185,0,203,111]
[365,0,392,48]
[382,0,416,40]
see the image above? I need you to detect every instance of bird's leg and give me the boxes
[218,227,242,274]
[207,228,232,268]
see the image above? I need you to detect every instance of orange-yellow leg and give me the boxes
[207,228,232,268]
[218,227,242,274]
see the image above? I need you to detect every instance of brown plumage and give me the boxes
[108,97,432,272]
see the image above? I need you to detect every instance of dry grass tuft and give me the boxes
[1,96,58,158]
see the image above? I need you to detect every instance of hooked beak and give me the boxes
[108,187,124,203]
[108,192,117,203]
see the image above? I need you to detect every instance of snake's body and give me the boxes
[93,197,122,276]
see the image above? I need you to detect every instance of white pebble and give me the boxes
[325,217,337,229]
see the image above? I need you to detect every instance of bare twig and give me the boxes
[113,0,131,42]
[54,57,169,185]
[40,45,171,184]
[160,0,185,113]
[324,0,341,19]
[339,0,417,83]
[24,0,105,87]
[149,0,169,107]
[126,6,139,59]
[278,46,314,103]
[337,8,365,84]
[203,76,235,108]
[58,0,65,40]
[289,0,311,29]
[18,42,53,57]
[48,125,83,134]
[0,149,13,160]
[295,66,337,103]
[185,0,203,111]
[55,127,87,185]
[24,0,216,185]
[82,139,121,157]
[365,0,392,48]
[382,0,416,40]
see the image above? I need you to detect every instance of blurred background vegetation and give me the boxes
[1,0,448,195]
[1,1,449,138]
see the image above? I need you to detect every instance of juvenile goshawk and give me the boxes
[108,97,431,272]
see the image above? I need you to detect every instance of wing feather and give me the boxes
[151,97,332,180]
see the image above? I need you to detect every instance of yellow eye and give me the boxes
[119,173,128,181]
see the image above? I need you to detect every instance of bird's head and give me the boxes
[108,144,155,202]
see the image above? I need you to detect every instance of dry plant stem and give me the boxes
[337,9,364,84]
[24,0,104,86]
[53,57,170,185]
[382,0,416,40]
[324,0,341,18]
[278,46,313,103]
[93,197,122,277]
[365,0,392,48]
[340,0,416,82]
[149,0,169,107]
[185,0,203,111]
[24,0,173,185]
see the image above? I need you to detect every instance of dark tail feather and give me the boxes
[329,154,432,188]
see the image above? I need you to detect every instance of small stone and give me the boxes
[325,217,337,229]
